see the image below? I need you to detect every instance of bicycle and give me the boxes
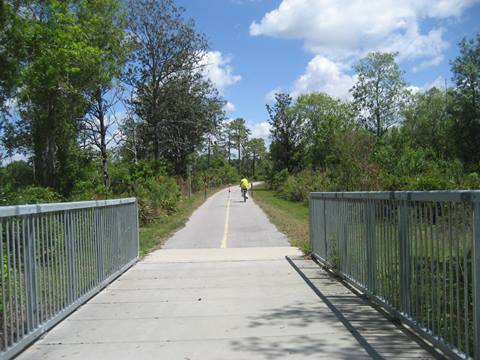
[241,188,248,202]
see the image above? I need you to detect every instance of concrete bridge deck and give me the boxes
[17,187,436,359]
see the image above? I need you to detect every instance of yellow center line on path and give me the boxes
[220,193,231,249]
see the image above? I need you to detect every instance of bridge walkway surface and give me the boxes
[17,186,436,359]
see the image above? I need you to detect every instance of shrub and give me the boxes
[0,186,62,206]
[463,172,480,189]
[135,176,181,224]
[70,180,110,201]
[0,161,34,188]
[268,168,289,190]
[277,170,332,203]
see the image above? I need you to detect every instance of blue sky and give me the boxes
[177,0,480,139]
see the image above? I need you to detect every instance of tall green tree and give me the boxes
[127,0,207,162]
[221,122,234,164]
[402,87,454,159]
[292,92,351,170]
[80,0,129,189]
[0,1,30,164]
[245,138,266,178]
[5,0,127,194]
[228,118,250,173]
[17,1,104,193]
[154,74,224,175]
[351,52,408,137]
[450,33,480,170]
[267,93,304,173]
[0,1,26,113]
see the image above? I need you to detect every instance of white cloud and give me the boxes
[200,51,241,92]
[251,0,478,100]
[223,101,236,113]
[424,0,478,18]
[249,121,271,144]
[408,85,421,94]
[412,54,445,73]
[291,56,356,99]
[250,0,477,64]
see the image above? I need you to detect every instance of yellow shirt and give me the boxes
[240,178,249,189]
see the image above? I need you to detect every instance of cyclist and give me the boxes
[240,176,249,201]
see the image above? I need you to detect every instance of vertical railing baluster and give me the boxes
[366,200,376,295]
[94,208,102,283]
[464,203,470,357]
[38,217,44,324]
[0,222,7,351]
[472,198,480,360]
[32,216,39,328]
[64,211,75,304]
[16,219,24,336]
[6,220,14,345]
[323,199,327,260]
[309,197,313,255]
[399,199,410,314]
[25,215,38,330]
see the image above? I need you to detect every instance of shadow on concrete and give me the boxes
[229,257,438,360]
[230,333,370,360]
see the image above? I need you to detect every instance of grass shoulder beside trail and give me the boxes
[252,184,312,254]
[139,187,221,256]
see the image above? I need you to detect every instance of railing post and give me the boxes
[116,208,121,271]
[323,199,328,259]
[342,202,348,272]
[135,200,140,258]
[24,215,38,330]
[308,194,315,252]
[94,208,104,282]
[399,199,410,314]
[366,200,376,294]
[472,199,480,360]
[64,211,76,303]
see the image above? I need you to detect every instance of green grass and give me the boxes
[139,188,221,256]
[252,184,312,254]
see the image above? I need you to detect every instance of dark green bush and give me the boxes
[268,168,289,190]
[0,161,34,188]
[277,170,332,203]
[0,186,62,206]
[463,172,480,189]
[135,176,181,224]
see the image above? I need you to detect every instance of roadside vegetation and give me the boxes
[252,184,311,254]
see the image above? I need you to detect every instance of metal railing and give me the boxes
[0,198,139,359]
[309,191,480,360]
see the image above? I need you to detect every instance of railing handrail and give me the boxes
[0,198,137,218]
[311,190,480,202]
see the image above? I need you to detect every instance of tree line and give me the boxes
[266,37,480,202]
[0,0,267,220]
